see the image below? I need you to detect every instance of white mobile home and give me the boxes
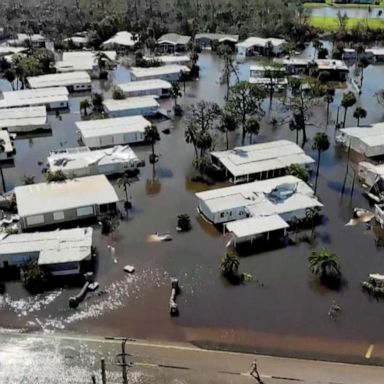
[101,31,137,51]
[103,96,159,117]
[0,227,93,276]
[15,175,119,230]
[195,33,239,49]
[47,145,141,177]
[76,115,150,148]
[358,161,384,190]
[130,65,190,82]
[56,51,117,74]
[236,36,286,59]
[0,106,48,133]
[196,175,322,225]
[337,123,384,158]
[0,87,69,110]
[157,33,191,53]
[27,71,92,92]
[143,55,191,66]
[249,65,288,90]
[211,140,315,184]
[0,130,15,160]
[118,79,172,98]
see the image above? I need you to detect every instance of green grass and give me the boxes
[309,15,384,30]
[304,0,384,9]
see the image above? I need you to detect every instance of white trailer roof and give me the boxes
[76,115,150,139]
[0,130,13,153]
[56,51,117,72]
[211,140,315,177]
[0,106,47,128]
[237,36,286,49]
[130,65,190,79]
[196,175,322,214]
[157,33,191,46]
[0,227,93,265]
[15,175,119,217]
[0,87,69,109]
[48,145,139,172]
[118,79,172,93]
[28,71,91,89]
[143,55,190,64]
[195,33,239,43]
[226,215,289,238]
[0,46,27,55]
[102,31,136,48]
[103,96,159,113]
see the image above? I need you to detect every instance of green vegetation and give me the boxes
[45,170,67,183]
[312,132,330,193]
[21,260,49,293]
[144,125,161,165]
[309,16,384,30]
[286,164,310,182]
[177,214,192,232]
[309,248,342,285]
[305,0,384,8]
[112,86,125,100]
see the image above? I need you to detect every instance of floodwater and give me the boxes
[1,50,384,360]
[310,6,384,19]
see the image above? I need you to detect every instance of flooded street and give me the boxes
[1,50,384,360]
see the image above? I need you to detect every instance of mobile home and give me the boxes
[130,65,190,82]
[0,106,48,133]
[15,175,119,230]
[47,145,141,177]
[103,96,159,117]
[76,115,150,148]
[118,79,172,98]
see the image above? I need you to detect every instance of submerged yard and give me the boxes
[1,48,384,361]
[309,15,384,30]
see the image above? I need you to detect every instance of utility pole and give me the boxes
[105,337,134,384]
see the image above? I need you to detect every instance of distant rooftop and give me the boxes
[157,33,191,46]
[118,79,172,93]
[237,36,286,49]
[0,106,47,129]
[27,71,91,89]
[102,31,136,48]
[103,96,159,113]
[130,65,190,78]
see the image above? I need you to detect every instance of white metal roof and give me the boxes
[130,65,190,79]
[103,96,159,113]
[157,33,191,45]
[366,47,384,56]
[196,175,322,214]
[102,31,136,48]
[15,175,119,217]
[76,115,150,138]
[0,227,93,265]
[47,145,139,172]
[63,36,88,44]
[118,79,172,93]
[56,51,117,72]
[0,46,27,55]
[250,65,286,72]
[195,33,239,43]
[237,36,286,49]
[315,59,348,72]
[0,130,13,153]
[226,215,288,238]
[27,71,91,89]
[211,140,315,177]
[143,55,190,64]
[0,106,47,128]
[0,87,69,109]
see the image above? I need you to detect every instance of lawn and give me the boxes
[309,15,384,30]
[304,0,384,8]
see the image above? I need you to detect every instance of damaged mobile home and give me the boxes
[47,145,141,177]
[0,106,48,133]
[196,175,322,244]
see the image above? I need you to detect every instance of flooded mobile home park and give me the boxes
[1,39,384,362]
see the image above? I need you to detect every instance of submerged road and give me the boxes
[0,332,384,384]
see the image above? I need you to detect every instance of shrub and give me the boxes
[21,260,49,293]
[45,170,67,183]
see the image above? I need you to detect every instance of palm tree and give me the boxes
[245,117,260,144]
[80,99,91,116]
[341,91,357,128]
[324,90,334,127]
[219,112,237,150]
[358,56,370,93]
[220,252,240,278]
[170,82,182,110]
[312,132,330,193]
[313,38,323,59]
[353,106,367,126]
[309,248,341,283]
[94,51,111,76]
[4,69,15,90]
[0,140,6,192]
[185,123,199,159]
[117,174,131,211]
[144,125,160,164]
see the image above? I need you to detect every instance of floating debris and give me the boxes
[147,232,172,242]
[170,278,180,317]
[345,208,374,226]
[123,265,135,273]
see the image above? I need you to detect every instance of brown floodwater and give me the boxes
[1,49,384,360]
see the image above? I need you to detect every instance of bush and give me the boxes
[177,214,191,232]
[112,86,125,100]
[286,164,309,182]
[21,260,49,293]
[45,170,67,183]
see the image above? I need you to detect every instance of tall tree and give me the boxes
[80,99,91,116]
[263,63,285,107]
[312,38,323,59]
[4,69,15,90]
[225,81,265,145]
[353,106,367,126]
[324,87,335,127]
[144,124,160,164]
[92,92,104,113]
[218,111,237,150]
[312,132,330,193]
[170,81,182,110]
[341,91,357,128]
[358,56,370,93]
[217,44,239,99]
[245,117,260,144]
[0,140,6,192]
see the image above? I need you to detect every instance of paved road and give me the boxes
[0,332,383,384]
